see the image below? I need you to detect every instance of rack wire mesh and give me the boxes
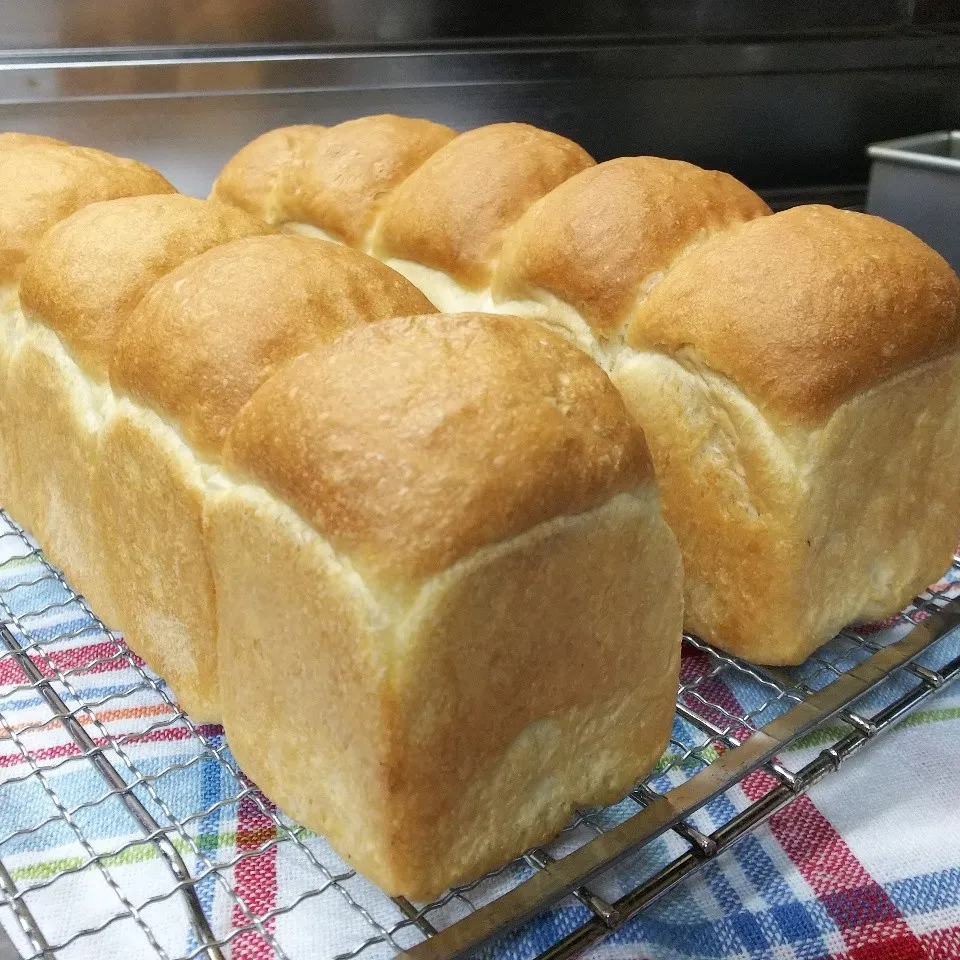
[0,504,958,960]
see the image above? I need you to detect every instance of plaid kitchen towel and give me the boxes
[0,509,958,960]
[489,642,960,960]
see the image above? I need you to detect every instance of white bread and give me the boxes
[0,134,175,517]
[11,195,270,653]
[0,134,683,895]
[212,119,765,364]
[12,194,437,719]
[99,233,436,717]
[214,115,960,663]
[210,313,681,897]
[616,206,960,661]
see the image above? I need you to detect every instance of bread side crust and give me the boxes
[613,348,960,662]
[0,287,21,514]
[377,257,610,365]
[95,399,221,719]
[208,480,682,899]
[7,315,119,626]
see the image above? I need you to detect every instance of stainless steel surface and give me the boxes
[868,130,960,173]
[1,36,957,101]
[867,130,960,272]
[0,505,957,960]
[0,0,951,51]
[0,34,958,196]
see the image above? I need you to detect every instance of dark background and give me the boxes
[0,0,957,205]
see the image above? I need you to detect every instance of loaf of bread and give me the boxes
[0,133,684,896]
[211,313,681,896]
[12,192,443,719]
[107,235,436,719]
[211,117,764,362]
[0,134,175,517]
[215,115,960,663]
[12,196,269,641]
[615,206,960,661]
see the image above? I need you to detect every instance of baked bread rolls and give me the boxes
[13,192,437,719]
[212,118,764,363]
[615,205,960,661]
[209,312,682,897]
[215,115,960,663]
[0,134,684,895]
[212,117,599,314]
[11,195,269,651]
[100,233,435,717]
[0,134,175,515]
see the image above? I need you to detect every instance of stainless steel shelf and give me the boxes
[0,35,958,196]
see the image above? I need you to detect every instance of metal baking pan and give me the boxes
[866,131,960,272]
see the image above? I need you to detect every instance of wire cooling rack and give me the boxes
[0,507,958,960]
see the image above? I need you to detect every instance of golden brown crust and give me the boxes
[626,205,960,424]
[373,123,595,288]
[211,116,456,246]
[19,194,270,378]
[279,115,456,246]
[225,312,650,583]
[496,156,770,337]
[111,235,436,457]
[209,124,328,222]
[0,139,175,284]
